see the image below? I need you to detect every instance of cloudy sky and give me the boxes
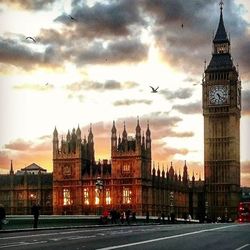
[0,0,249,185]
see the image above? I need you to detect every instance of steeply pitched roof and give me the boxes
[206,54,233,72]
[213,9,229,43]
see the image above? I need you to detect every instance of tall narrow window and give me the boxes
[122,187,132,204]
[95,188,100,205]
[83,188,89,205]
[63,188,71,205]
[106,189,111,205]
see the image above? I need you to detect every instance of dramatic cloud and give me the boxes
[0,0,55,10]
[74,39,148,65]
[242,89,250,115]
[0,37,62,70]
[113,99,152,106]
[56,0,143,39]
[4,137,51,152]
[67,80,139,92]
[160,88,193,100]
[152,142,189,165]
[141,0,249,73]
[172,101,201,114]
[5,139,32,151]
[0,151,11,172]
[0,136,52,172]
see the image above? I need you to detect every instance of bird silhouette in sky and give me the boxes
[26,36,36,43]
[149,86,159,93]
[181,24,184,29]
[45,83,49,86]
[68,15,77,21]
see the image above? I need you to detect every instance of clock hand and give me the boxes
[217,93,221,99]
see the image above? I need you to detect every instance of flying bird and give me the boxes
[150,86,159,93]
[68,15,77,21]
[45,83,49,86]
[26,36,36,43]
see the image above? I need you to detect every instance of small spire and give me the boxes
[204,59,207,71]
[10,160,14,175]
[219,0,223,12]
[111,120,117,134]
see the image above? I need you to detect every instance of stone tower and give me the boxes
[111,118,152,212]
[203,1,241,220]
[52,125,95,215]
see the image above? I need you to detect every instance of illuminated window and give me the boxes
[83,188,89,205]
[122,187,132,204]
[95,188,100,205]
[106,189,111,205]
[63,188,71,205]
[123,164,131,173]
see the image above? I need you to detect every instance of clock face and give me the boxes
[209,85,228,105]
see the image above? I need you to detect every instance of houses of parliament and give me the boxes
[0,3,242,221]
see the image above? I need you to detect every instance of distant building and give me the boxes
[0,161,52,215]
[16,163,47,175]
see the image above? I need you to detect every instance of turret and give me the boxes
[182,160,188,185]
[135,116,141,147]
[76,125,81,140]
[146,121,151,157]
[169,162,174,180]
[88,124,95,163]
[111,121,117,153]
[10,160,14,175]
[53,127,59,158]
[66,130,71,141]
[142,131,145,150]
[71,128,77,153]
[122,122,128,151]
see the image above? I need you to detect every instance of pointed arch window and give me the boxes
[63,188,72,205]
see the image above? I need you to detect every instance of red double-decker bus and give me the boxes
[238,202,250,223]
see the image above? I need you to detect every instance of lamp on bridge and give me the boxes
[95,177,104,215]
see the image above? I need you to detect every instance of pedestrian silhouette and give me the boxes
[0,204,6,230]
[31,203,40,228]
[146,211,149,223]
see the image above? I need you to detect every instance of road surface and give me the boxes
[0,223,249,250]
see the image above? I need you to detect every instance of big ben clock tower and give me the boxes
[203,1,241,221]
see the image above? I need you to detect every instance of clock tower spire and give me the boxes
[203,1,241,221]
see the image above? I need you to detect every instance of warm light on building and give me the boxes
[63,188,71,206]
[83,188,90,205]
[105,189,111,205]
[95,188,100,205]
[123,187,132,204]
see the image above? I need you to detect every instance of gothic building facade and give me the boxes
[52,120,204,219]
[203,3,241,220]
[0,162,52,215]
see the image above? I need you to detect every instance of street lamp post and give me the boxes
[205,201,208,222]
[225,207,228,222]
[95,177,103,215]
[169,191,174,223]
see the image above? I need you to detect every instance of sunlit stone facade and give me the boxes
[52,119,204,218]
